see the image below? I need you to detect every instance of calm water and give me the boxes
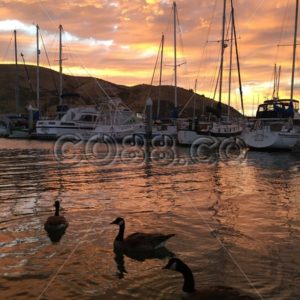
[0,138,299,299]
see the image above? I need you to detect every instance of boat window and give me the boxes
[79,115,95,122]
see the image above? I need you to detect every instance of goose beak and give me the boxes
[110,220,118,224]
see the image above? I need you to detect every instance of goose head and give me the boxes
[163,258,258,299]
[111,217,125,226]
[163,257,186,271]
[163,258,195,293]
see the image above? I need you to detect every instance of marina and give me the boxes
[1,0,300,299]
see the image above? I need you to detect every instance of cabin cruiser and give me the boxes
[36,106,99,139]
[36,97,143,140]
[243,99,300,150]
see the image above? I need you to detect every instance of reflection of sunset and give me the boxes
[0,1,299,115]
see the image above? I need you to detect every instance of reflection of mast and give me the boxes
[14,30,20,113]
[290,0,299,101]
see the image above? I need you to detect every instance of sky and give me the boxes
[0,0,299,116]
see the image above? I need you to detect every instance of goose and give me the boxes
[163,258,259,300]
[110,217,175,254]
[44,201,68,242]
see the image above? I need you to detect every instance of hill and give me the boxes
[0,64,241,118]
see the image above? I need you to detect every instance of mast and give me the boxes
[36,24,40,110]
[276,65,281,98]
[228,11,234,119]
[157,33,164,119]
[231,0,244,116]
[21,53,34,98]
[14,30,20,113]
[173,1,178,109]
[272,64,277,99]
[59,24,63,105]
[192,79,197,130]
[219,0,227,110]
[290,0,299,101]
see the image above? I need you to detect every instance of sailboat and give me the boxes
[147,2,182,141]
[177,0,244,145]
[243,0,300,150]
[7,25,41,139]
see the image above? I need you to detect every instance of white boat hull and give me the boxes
[243,130,299,150]
[177,129,242,145]
[36,121,96,139]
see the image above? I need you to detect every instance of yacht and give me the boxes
[243,99,300,150]
[36,97,143,140]
[36,106,99,139]
[243,0,300,150]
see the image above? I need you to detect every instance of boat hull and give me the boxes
[177,130,242,145]
[243,130,299,150]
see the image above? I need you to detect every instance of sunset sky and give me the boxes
[0,0,299,115]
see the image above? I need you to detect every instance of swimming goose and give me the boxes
[111,217,175,253]
[163,258,259,300]
[44,201,68,242]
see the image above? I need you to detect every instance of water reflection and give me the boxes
[113,247,174,278]
[246,151,299,171]
[0,139,299,299]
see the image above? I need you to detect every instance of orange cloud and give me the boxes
[0,0,299,116]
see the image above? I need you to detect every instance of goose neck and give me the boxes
[116,223,125,241]
[181,264,195,293]
[55,206,59,216]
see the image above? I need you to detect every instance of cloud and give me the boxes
[0,20,36,35]
[62,30,113,47]
[0,0,299,115]
[0,19,113,48]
